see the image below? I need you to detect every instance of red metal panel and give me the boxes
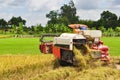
[52,46,61,59]
[40,43,53,54]
[40,44,46,54]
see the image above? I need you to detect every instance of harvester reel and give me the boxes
[40,34,59,43]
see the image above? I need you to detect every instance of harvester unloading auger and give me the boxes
[39,24,110,66]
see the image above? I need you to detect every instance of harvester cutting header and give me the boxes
[39,24,110,66]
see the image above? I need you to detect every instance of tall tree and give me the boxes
[46,0,79,26]
[0,19,8,33]
[99,11,118,29]
[0,19,7,29]
[46,10,59,24]
[118,17,120,26]
[60,0,79,25]
[8,16,26,26]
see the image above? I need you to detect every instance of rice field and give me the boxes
[0,37,120,80]
[0,37,40,55]
[101,37,120,56]
[0,54,56,80]
[0,54,120,80]
[0,37,120,55]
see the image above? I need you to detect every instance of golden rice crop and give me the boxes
[0,54,54,72]
[66,67,120,80]
[110,56,120,64]
[0,54,56,80]
[31,67,77,80]
[0,54,120,80]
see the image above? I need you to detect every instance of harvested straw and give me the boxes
[73,46,86,68]
[73,44,102,69]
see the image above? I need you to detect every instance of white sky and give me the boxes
[0,0,120,26]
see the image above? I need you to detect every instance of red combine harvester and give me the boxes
[39,24,110,65]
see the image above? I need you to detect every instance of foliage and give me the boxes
[0,19,7,28]
[43,23,72,33]
[99,11,118,29]
[8,16,26,26]
[11,24,16,34]
[59,0,79,25]
[16,22,24,34]
[0,19,8,34]
[99,26,106,32]
[116,27,120,32]
[46,10,59,24]
[46,0,79,26]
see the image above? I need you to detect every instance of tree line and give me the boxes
[0,0,120,36]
